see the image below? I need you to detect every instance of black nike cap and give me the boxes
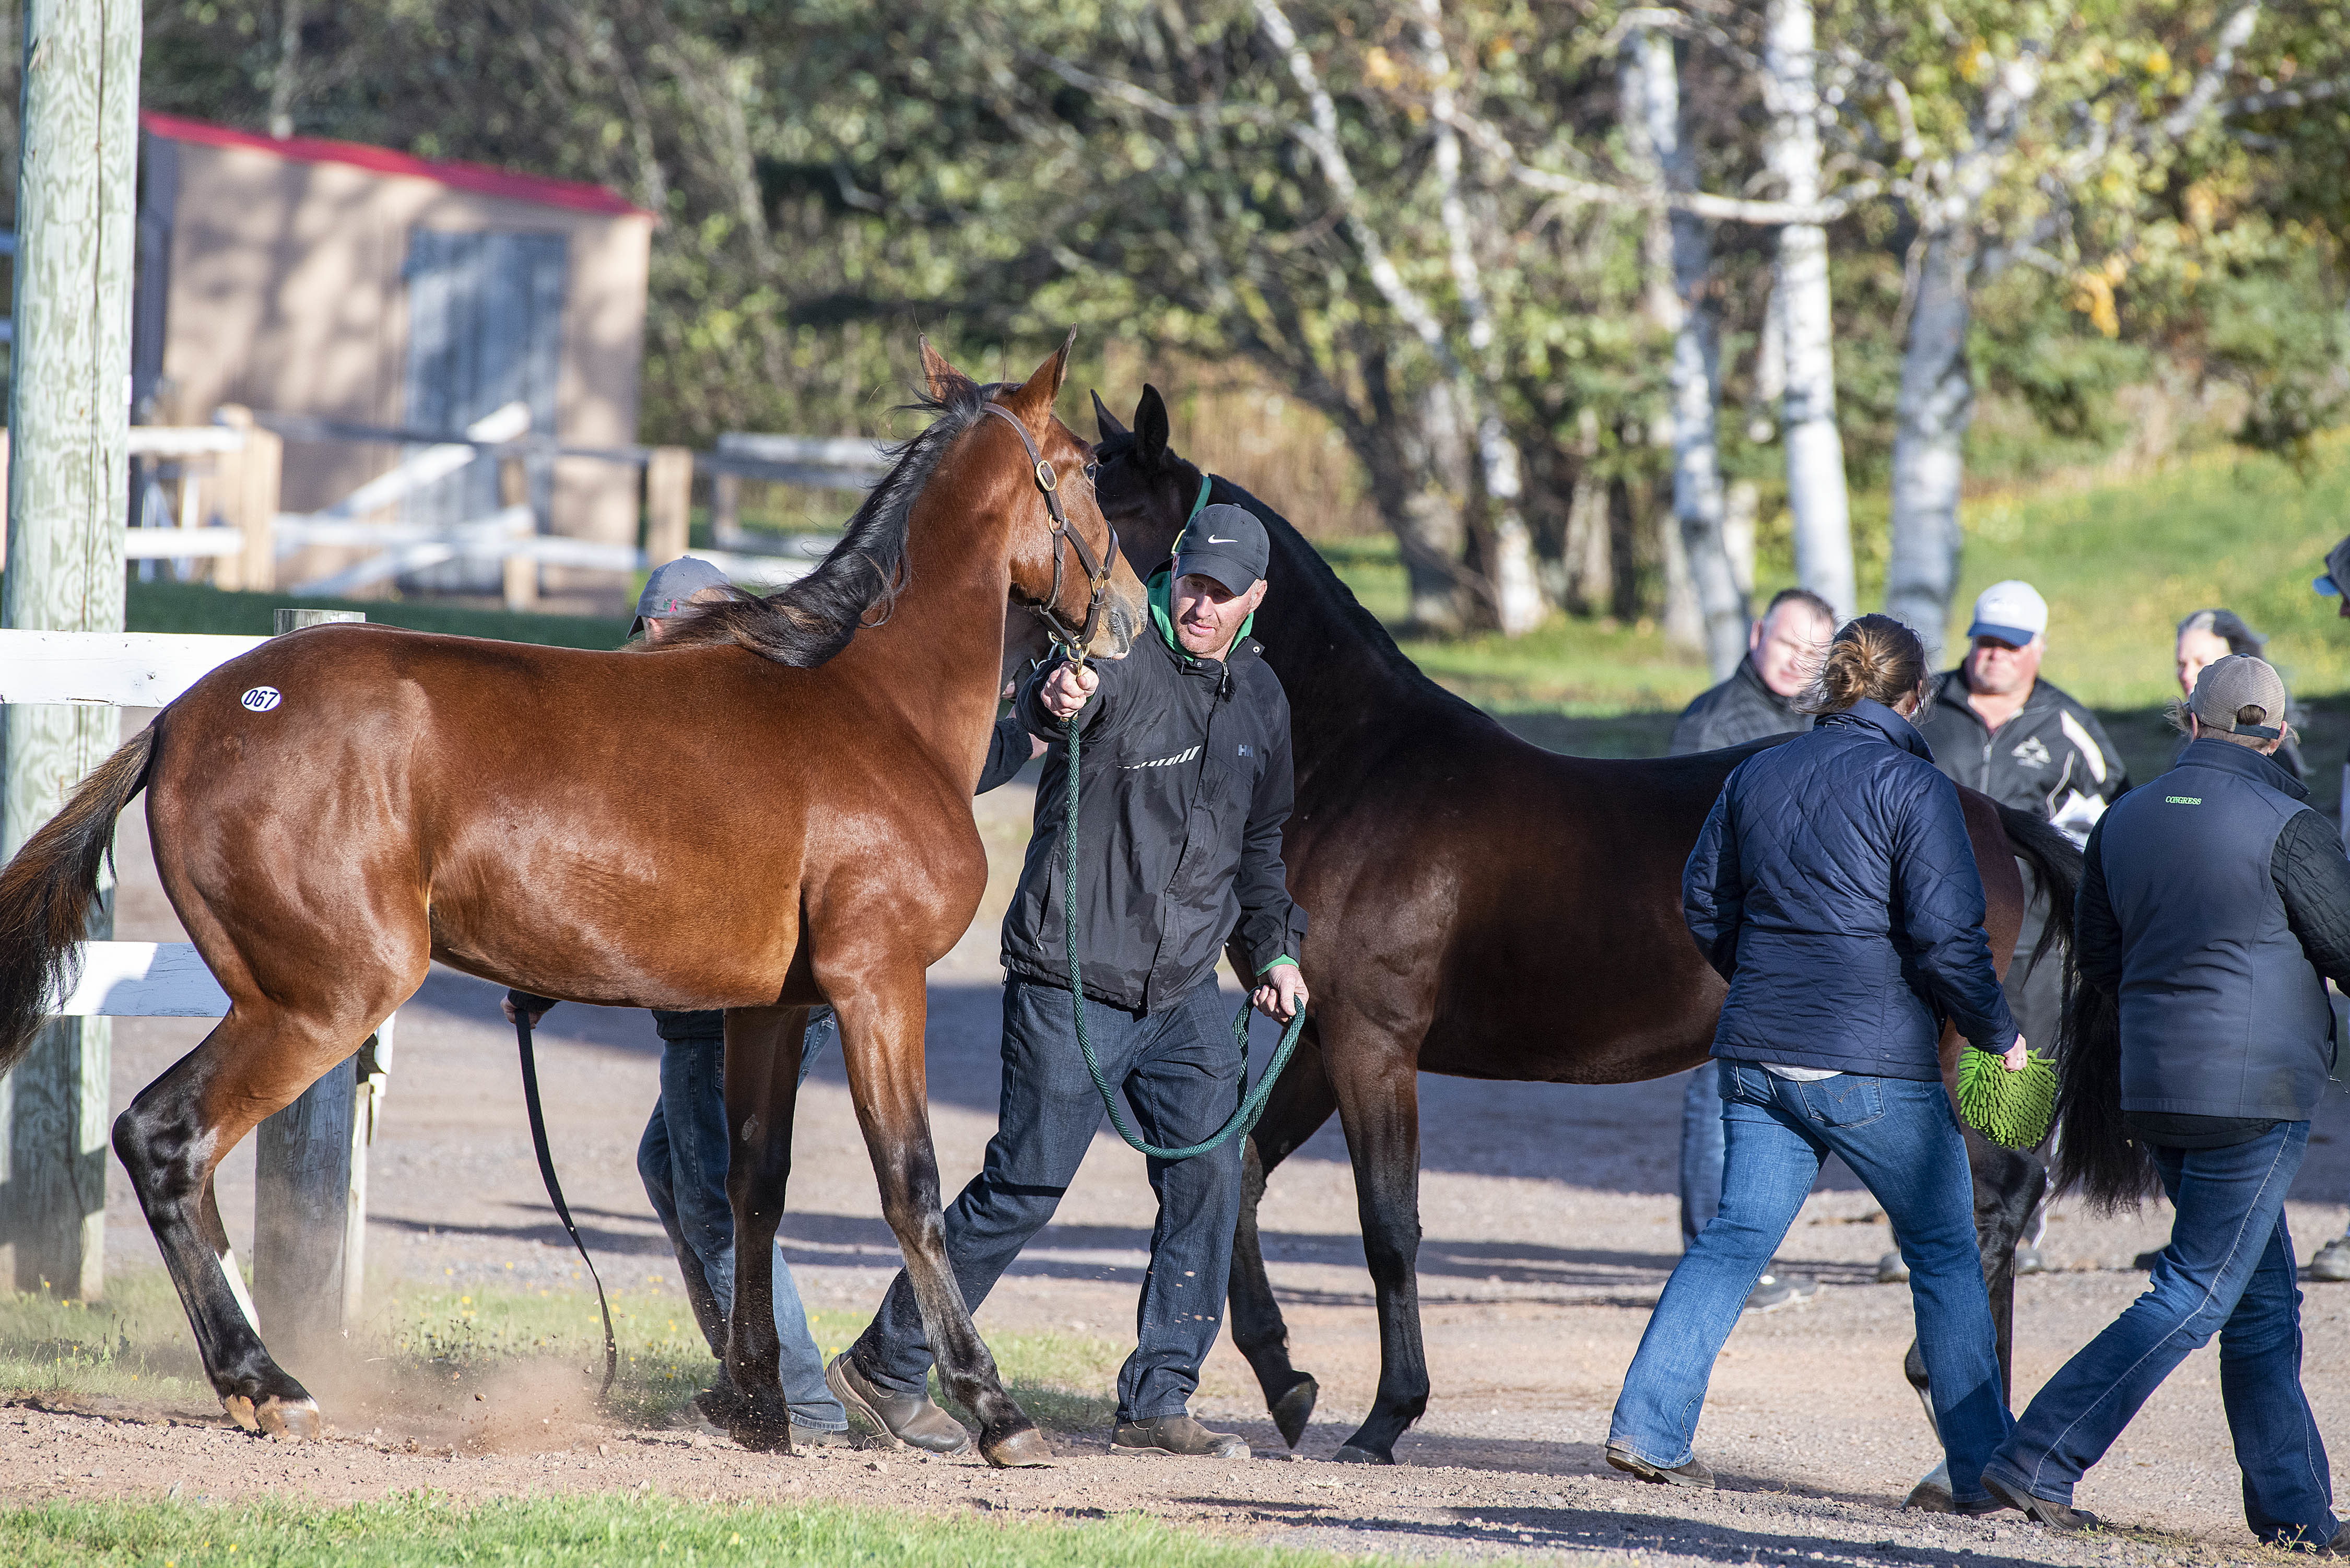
[1173,503,1269,595]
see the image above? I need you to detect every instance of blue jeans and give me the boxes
[852,978,1244,1421]
[638,1008,847,1432]
[1615,1063,2012,1504]
[1679,1064,1725,1247]
[1986,1122,2333,1547]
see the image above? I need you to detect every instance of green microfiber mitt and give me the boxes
[1957,1046,2058,1149]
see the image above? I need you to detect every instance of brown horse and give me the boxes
[1083,385,2076,1467]
[0,337,1146,1464]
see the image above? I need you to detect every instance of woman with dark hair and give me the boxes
[1606,615,2027,1508]
[2177,609,2305,780]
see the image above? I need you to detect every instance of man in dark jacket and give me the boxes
[1668,588,1834,754]
[1907,580,2127,1280]
[1983,656,2347,1547]
[831,504,1309,1463]
[1668,586,1834,1313]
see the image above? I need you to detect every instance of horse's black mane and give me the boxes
[1095,427,1470,714]
[657,378,995,667]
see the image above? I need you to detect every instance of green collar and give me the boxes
[1147,568,1253,664]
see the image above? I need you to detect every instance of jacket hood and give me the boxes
[2175,735,2310,801]
[1816,698,1935,763]
[1147,568,1255,663]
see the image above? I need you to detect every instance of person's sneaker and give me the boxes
[1605,1439,1715,1489]
[2013,1246,2049,1276]
[1984,1471,2100,1531]
[1743,1271,1819,1313]
[2311,1236,2350,1282]
[1111,1414,1250,1459]
[1877,1250,1911,1284]
[824,1352,972,1455]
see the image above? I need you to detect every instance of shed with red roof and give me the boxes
[136,113,656,594]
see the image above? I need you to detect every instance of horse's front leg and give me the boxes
[717,1004,808,1452]
[1230,1025,1340,1447]
[831,970,1048,1468]
[1322,1005,1430,1465]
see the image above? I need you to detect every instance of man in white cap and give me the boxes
[1908,581,2128,1279]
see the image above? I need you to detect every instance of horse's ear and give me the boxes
[1009,328,1078,418]
[1091,389,1129,442]
[919,337,976,402]
[1135,384,1170,466]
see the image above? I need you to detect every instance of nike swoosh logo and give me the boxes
[1204,535,1237,544]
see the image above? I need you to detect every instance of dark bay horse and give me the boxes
[0,338,1146,1465]
[1085,385,2077,1467]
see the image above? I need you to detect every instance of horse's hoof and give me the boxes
[221,1395,260,1433]
[1332,1442,1393,1465]
[980,1426,1054,1468]
[1271,1376,1319,1449]
[254,1396,322,1440]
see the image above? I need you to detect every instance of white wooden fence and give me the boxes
[2,612,389,1350]
[93,410,887,609]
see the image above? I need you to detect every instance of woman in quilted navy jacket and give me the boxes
[1607,615,2028,1508]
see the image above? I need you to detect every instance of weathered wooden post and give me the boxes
[645,445,694,567]
[499,447,537,610]
[212,406,280,594]
[248,607,384,1354]
[0,0,143,1301]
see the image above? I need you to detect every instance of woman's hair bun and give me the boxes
[1795,613,1928,715]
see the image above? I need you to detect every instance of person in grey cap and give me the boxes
[507,556,1039,1444]
[831,502,1310,1463]
[1982,654,2349,1542]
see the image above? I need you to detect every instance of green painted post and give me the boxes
[0,0,143,1300]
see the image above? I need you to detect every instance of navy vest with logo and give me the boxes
[2095,738,2335,1119]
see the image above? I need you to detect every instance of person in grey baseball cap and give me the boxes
[632,555,733,638]
[1982,654,2350,1542]
[832,499,1309,1463]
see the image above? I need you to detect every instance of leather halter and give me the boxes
[982,402,1120,665]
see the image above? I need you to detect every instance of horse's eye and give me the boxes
[1084,463,1099,484]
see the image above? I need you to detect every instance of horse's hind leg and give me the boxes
[112,1001,390,1436]
[714,1005,809,1452]
[1231,1025,1338,1447]
[1322,1007,1429,1466]
[830,972,1047,1468]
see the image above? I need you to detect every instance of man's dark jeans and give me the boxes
[851,978,1244,1422]
[1985,1121,2334,1548]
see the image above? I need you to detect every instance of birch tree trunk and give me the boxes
[1624,23,1744,676]
[1762,0,1854,621]
[1885,227,1973,661]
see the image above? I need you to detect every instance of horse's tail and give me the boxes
[2023,802,2159,1209]
[0,725,156,1077]
[1996,803,2079,990]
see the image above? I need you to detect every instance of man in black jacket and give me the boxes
[1667,586,1832,1314]
[1983,656,2347,1547]
[1668,587,1833,754]
[831,504,1309,1463]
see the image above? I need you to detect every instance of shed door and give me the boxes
[401,229,568,586]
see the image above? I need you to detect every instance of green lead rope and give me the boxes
[1061,708,1306,1160]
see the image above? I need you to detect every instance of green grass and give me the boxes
[0,1273,1123,1439]
[122,578,633,649]
[0,1494,1404,1567]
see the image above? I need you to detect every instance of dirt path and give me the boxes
[7,716,2350,1562]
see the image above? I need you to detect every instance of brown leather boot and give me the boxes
[825,1352,971,1455]
[1112,1414,1250,1459]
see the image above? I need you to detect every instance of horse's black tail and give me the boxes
[2023,803,2160,1210]
[1996,803,2079,993]
[0,726,156,1077]
[2051,968,2153,1209]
